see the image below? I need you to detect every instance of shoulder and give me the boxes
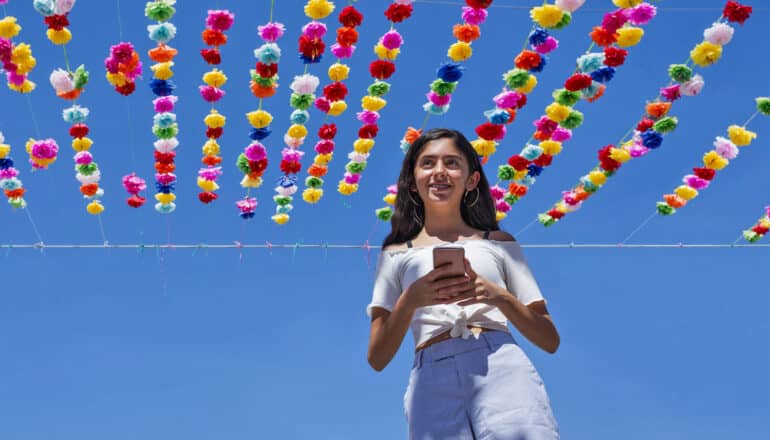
[488,230,516,242]
[382,242,409,252]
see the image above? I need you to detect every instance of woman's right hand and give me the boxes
[402,264,475,310]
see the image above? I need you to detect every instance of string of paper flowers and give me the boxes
[197,9,233,205]
[492,0,657,222]
[743,206,770,243]
[0,131,27,209]
[270,0,334,225]
[145,0,179,214]
[301,4,363,205]
[236,6,284,220]
[336,0,415,198]
[104,42,141,96]
[655,97,768,216]
[377,0,585,221]
[1,4,37,93]
[539,1,753,227]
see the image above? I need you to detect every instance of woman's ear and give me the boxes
[466,171,481,191]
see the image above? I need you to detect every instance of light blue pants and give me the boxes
[404,331,559,440]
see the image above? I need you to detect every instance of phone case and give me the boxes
[432,246,466,278]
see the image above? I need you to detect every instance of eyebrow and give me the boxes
[418,154,463,160]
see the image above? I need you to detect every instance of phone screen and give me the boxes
[432,246,465,278]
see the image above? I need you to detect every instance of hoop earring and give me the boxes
[464,188,480,208]
[412,206,423,226]
[407,191,422,206]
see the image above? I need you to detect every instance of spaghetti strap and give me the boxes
[406,240,413,248]
[483,230,491,240]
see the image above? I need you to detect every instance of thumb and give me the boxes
[464,258,477,279]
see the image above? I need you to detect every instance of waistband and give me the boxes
[412,330,515,369]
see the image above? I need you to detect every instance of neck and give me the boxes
[421,203,473,241]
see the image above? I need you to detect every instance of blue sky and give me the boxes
[1,1,769,438]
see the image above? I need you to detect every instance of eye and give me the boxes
[445,158,460,167]
[419,158,434,167]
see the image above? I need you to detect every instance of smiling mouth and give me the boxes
[429,184,451,190]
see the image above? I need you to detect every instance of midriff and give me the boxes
[415,326,495,352]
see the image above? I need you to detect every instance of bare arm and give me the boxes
[496,298,560,354]
[367,294,416,372]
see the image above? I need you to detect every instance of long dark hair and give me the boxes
[382,128,498,247]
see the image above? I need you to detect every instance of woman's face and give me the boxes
[412,137,479,206]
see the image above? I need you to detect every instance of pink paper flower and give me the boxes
[534,36,559,54]
[683,175,710,190]
[714,136,739,159]
[381,30,403,50]
[462,6,488,25]
[258,22,285,43]
[244,143,267,161]
[206,10,235,32]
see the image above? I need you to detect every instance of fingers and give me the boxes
[463,258,477,280]
[456,296,482,307]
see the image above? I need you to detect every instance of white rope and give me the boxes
[411,1,770,12]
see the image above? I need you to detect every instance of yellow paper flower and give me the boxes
[760,218,770,229]
[151,62,174,80]
[155,193,177,204]
[304,0,335,20]
[202,140,220,156]
[609,147,631,163]
[315,153,333,165]
[203,69,227,88]
[272,213,290,225]
[690,41,722,67]
[0,144,11,159]
[616,27,644,47]
[204,111,226,129]
[287,124,308,139]
[8,79,35,93]
[495,211,507,222]
[197,177,219,192]
[353,139,374,154]
[14,55,37,75]
[513,169,529,181]
[328,100,347,116]
[517,74,538,94]
[246,110,272,128]
[727,125,756,146]
[11,43,33,68]
[472,139,496,157]
[362,96,386,112]
[675,185,698,200]
[302,188,323,203]
[703,150,729,170]
[540,140,563,156]
[530,5,564,28]
[448,42,472,62]
[106,72,128,86]
[555,202,569,214]
[0,16,22,39]
[240,175,263,188]
[613,0,642,7]
[588,170,607,186]
[328,63,350,81]
[383,193,397,205]
[375,44,400,61]
[72,137,93,152]
[46,28,72,45]
[545,103,571,122]
[86,201,105,215]
[338,182,358,195]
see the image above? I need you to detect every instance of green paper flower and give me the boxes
[346,161,366,174]
[538,213,556,226]
[376,207,393,221]
[553,89,581,107]
[560,110,584,129]
[498,165,515,181]
[236,154,250,175]
[305,176,323,188]
[77,163,98,175]
[668,64,692,83]
[503,69,530,89]
[290,93,314,110]
[653,116,678,134]
[430,79,457,96]
[553,11,572,30]
[368,81,391,97]
[274,195,292,206]
[743,230,761,243]
[656,202,675,215]
[153,125,178,139]
[73,65,89,89]
[503,194,518,205]
[145,2,176,22]
[756,97,770,115]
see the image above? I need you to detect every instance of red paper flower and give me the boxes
[693,167,716,180]
[256,62,278,78]
[664,194,687,208]
[589,26,617,47]
[336,27,359,47]
[5,188,25,198]
[565,73,593,91]
[358,124,379,139]
[280,159,302,174]
[533,131,551,141]
[249,159,268,174]
[200,48,221,65]
[44,14,69,31]
[598,145,621,171]
[206,127,223,139]
[507,155,530,171]
[475,122,504,141]
[299,35,326,59]
[384,4,413,23]
[202,29,227,46]
[319,124,337,140]
[515,94,527,109]
[154,151,176,164]
[69,124,89,138]
[323,82,349,101]
[466,0,493,8]
[636,118,654,132]
[339,5,364,27]
[127,195,146,208]
[199,192,218,204]
[202,155,223,166]
[308,164,328,178]
[534,154,553,167]
[723,1,753,24]
[369,60,396,80]
[155,162,176,173]
[80,183,99,197]
[508,183,528,197]
[116,82,136,96]
[453,24,481,43]
[603,47,628,67]
[547,209,565,220]
[514,50,542,71]
[753,224,769,235]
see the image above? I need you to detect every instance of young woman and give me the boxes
[367,128,561,439]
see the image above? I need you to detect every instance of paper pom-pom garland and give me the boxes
[492,2,658,221]
[197,9,233,205]
[271,0,333,225]
[122,173,147,208]
[32,0,76,45]
[302,5,363,205]
[538,3,752,227]
[146,0,179,214]
[655,97,767,216]
[374,127,422,221]
[1,11,37,93]
[104,42,142,96]
[237,3,284,220]
[742,206,770,243]
[336,0,415,197]
[0,132,28,209]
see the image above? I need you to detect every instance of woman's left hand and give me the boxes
[453,258,513,307]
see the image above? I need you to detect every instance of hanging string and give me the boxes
[411,1,770,12]
[24,94,42,138]
[23,206,45,247]
[620,210,658,244]
[115,0,124,40]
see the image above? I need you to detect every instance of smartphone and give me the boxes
[432,246,466,279]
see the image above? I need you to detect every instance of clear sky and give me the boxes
[1,1,768,439]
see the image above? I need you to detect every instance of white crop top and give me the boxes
[367,239,546,347]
